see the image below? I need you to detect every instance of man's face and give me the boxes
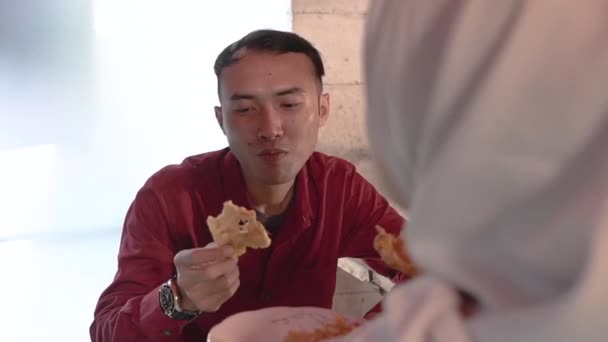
[215,49,329,186]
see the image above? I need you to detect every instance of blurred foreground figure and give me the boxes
[336,1,608,341]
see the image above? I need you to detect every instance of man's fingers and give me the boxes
[206,266,239,294]
[201,256,238,279]
[228,273,240,295]
[189,266,239,299]
[178,264,240,312]
[173,244,240,312]
[204,242,218,248]
[177,256,237,290]
[199,277,241,312]
[174,245,235,268]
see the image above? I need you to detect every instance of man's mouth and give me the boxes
[257,148,288,162]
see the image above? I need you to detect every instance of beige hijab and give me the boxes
[339,1,608,341]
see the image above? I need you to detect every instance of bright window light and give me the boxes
[0,144,56,237]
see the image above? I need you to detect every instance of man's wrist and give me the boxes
[176,294,198,312]
[159,277,201,320]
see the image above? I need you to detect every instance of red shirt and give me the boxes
[90,148,405,341]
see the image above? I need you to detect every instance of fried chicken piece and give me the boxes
[207,201,271,256]
[373,226,419,276]
[285,316,361,342]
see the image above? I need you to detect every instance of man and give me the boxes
[90,29,408,341]
[334,1,608,341]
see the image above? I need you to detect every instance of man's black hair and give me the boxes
[214,29,325,96]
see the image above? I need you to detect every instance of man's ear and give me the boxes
[214,106,225,133]
[319,93,330,127]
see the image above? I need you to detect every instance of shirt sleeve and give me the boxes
[338,169,408,281]
[90,187,198,341]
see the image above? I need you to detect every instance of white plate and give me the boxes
[207,306,362,342]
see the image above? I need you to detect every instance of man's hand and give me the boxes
[173,245,239,312]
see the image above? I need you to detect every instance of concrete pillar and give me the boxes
[292,0,388,318]
[292,0,385,191]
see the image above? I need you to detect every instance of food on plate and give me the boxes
[284,315,362,342]
[206,200,271,256]
[374,226,419,276]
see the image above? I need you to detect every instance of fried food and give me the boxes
[206,201,271,256]
[374,226,419,276]
[284,315,361,342]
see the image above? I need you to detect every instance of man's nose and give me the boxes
[257,107,283,141]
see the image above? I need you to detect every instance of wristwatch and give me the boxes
[159,277,201,320]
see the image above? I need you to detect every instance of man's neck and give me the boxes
[245,178,295,217]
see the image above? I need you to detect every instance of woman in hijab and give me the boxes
[338,1,608,341]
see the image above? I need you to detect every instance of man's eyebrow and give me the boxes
[275,87,305,96]
[228,87,305,101]
[229,93,256,101]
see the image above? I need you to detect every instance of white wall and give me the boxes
[0,0,292,238]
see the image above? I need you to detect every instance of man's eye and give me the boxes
[281,103,301,109]
[234,107,254,113]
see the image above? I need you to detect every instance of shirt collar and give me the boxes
[221,149,315,227]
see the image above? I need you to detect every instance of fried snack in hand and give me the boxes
[374,226,419,276]
[206,201,271,256]
[285,315,361,342]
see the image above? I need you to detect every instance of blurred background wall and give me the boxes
[0,1,291,340]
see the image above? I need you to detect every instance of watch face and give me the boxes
[160,281,199,320]
[160,284,175,314]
